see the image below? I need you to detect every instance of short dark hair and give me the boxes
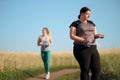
[78,7,91,19]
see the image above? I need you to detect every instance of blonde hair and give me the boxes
[43,27,51,37]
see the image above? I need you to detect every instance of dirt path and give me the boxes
[26,69,80,80]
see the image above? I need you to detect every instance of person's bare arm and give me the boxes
[37,36,43,46]
[49,36,53,46]
[94,27,104,39]
[70,27,85,42]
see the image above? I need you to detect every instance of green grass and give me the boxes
[55,53,120,80]
[0,68,42,80]
[0,51,120,80]
[0,52,79,80]
[101,53,120,80]
[0,66,79,80]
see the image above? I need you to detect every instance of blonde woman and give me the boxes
[37,27,53,79]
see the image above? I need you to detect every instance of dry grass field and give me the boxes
[0,51,78,72]
[0,48,120,80]
[0,49,120,72]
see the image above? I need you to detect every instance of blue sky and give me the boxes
[0,0,120,52]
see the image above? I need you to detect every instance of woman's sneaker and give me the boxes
[45,72,50,79]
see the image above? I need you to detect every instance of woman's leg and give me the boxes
[41,51,46,72]
[73,45,91,80]
[41,51,51,74]
[45,51,51,74]
[90,46,101,80]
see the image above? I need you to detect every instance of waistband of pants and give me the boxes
[74,43,96,47]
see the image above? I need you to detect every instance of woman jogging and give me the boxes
[69,7,104,80]
[37,27,53,79]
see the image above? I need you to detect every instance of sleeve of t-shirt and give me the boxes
[69,21,78,28]
[87,20,96,26]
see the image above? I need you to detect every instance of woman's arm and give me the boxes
[94,27,104,39]
[49,36,53,46]
[70,27,85,42]
[37,36,43,46]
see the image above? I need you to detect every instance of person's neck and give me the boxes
[43,34,47,37]
[79,18,87,23]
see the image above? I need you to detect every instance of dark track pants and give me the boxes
[73,45,101,80]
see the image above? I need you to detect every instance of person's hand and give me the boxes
[86,38,93,43]
[38,42,43,46]
[98,34,104,39]
[82,38,93,43]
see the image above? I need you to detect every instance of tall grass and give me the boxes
[100,53,120,80]
[0,49,120,80]
[0,52,42,72]
[0,52,78,72]
[55,54,120,80]
[0,51,78,80]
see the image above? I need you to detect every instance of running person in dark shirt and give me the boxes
[69,7,104,80]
